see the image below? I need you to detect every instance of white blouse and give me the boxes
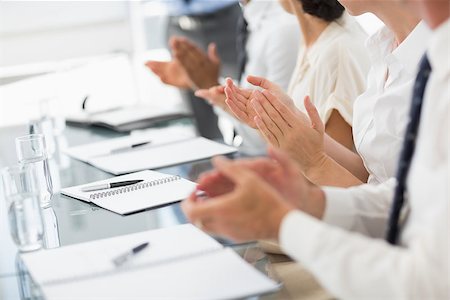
[288,15,370,125]
[353,22,431,184]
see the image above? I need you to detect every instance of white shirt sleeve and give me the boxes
[279,179,448,299]
[322,178,395,238]
[320,40,370,125]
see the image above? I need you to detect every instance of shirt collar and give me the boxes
[428,18,450,78]
[390,21,432,77]
[305,21,342,63]
[365,26,396,65]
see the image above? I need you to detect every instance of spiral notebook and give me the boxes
[60,170,196,215]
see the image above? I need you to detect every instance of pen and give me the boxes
[81,180,143,192]
[110,141,152,154]
[113,242,149,267]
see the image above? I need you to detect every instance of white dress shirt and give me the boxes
[288,15,370,125]
[279,19,449,299]
[217,1,300,155]
[353,22,431,184]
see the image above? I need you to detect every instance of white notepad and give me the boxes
[88,137,237,175]
[60,170,196,215]
[21,224,279,300]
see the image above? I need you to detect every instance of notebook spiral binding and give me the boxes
[89,175,182,200]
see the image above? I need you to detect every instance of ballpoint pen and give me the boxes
[81,180,143,192]
[113,242,150,267]
[110,141,152,154]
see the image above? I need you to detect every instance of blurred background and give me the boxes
[0,0,383,128]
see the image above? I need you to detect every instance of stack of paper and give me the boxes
[21,224,279,299]
[67,135,237,175]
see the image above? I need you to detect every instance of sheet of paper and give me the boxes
[42,248,278,300]
[21,224,222,286]
[60,170,196,214]
[91,105,182,126]
[89,137,237,175]
[65,126,195,162]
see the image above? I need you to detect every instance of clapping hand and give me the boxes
[224,75,297,128]
[145,60,193,89]
[171,37,221,89]
[252,92,326,174]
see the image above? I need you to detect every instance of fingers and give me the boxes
[247,75,281,93]
[207,43,220,64]
[261,90,299,127]
[304,96,324,133]
[252,91,288,134]
[212,156,256,186]
[173,38,205,71]
[226,77,252,99]
[194,89,210,99]
[145,61,165,74]
[181,192,226,226]
[254,116,280,147]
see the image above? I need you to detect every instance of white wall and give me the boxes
[0,1,133,67]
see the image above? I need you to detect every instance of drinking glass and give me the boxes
[1,165,44,252]
[15,134,53,207]
[29,118,56,158]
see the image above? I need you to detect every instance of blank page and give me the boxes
[89,137,237,175]
[21,224,222,286]
[42,248,278,300]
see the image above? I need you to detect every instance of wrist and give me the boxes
[270,203,295,240]
[304,152,329,184]
[304,185,326,219]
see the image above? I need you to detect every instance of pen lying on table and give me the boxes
[113,242,150,267]
[81,180,143,192]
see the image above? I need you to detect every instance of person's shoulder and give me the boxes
[322,23,368,62]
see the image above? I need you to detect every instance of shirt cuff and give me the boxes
[322,186,356,230]
[279,210,323,261]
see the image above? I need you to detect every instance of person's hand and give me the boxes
[252,92,327,176]
[224,76,297,129]
[223,78,259,128]
[195,85,228,111]
[171,37,220,89]
[145,60,192,89]
[197,147,307,207]
[182,156,296,242]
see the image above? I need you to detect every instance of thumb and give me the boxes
[247,75,280,92]
[212,156,254,186]
[208,43,220,64]
[304,96,324,133]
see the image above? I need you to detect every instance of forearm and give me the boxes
[305,154,363,188]
[323,134,369,182]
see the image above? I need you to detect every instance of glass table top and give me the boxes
[0,121,283,300]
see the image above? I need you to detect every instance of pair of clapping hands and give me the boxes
[181,148,326,242]
[146,37,221,91]
[146,37,327,177]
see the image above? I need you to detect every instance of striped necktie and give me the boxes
[386,54,432,244]
[236,14,248,81]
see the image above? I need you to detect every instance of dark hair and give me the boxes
[300,0,345,22]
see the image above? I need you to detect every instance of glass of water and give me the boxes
[15,134,53,208]
[1,165,44,252]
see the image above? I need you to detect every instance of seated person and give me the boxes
[147,0,300,155]
[181,0,449,298]
[224,1,429,187]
